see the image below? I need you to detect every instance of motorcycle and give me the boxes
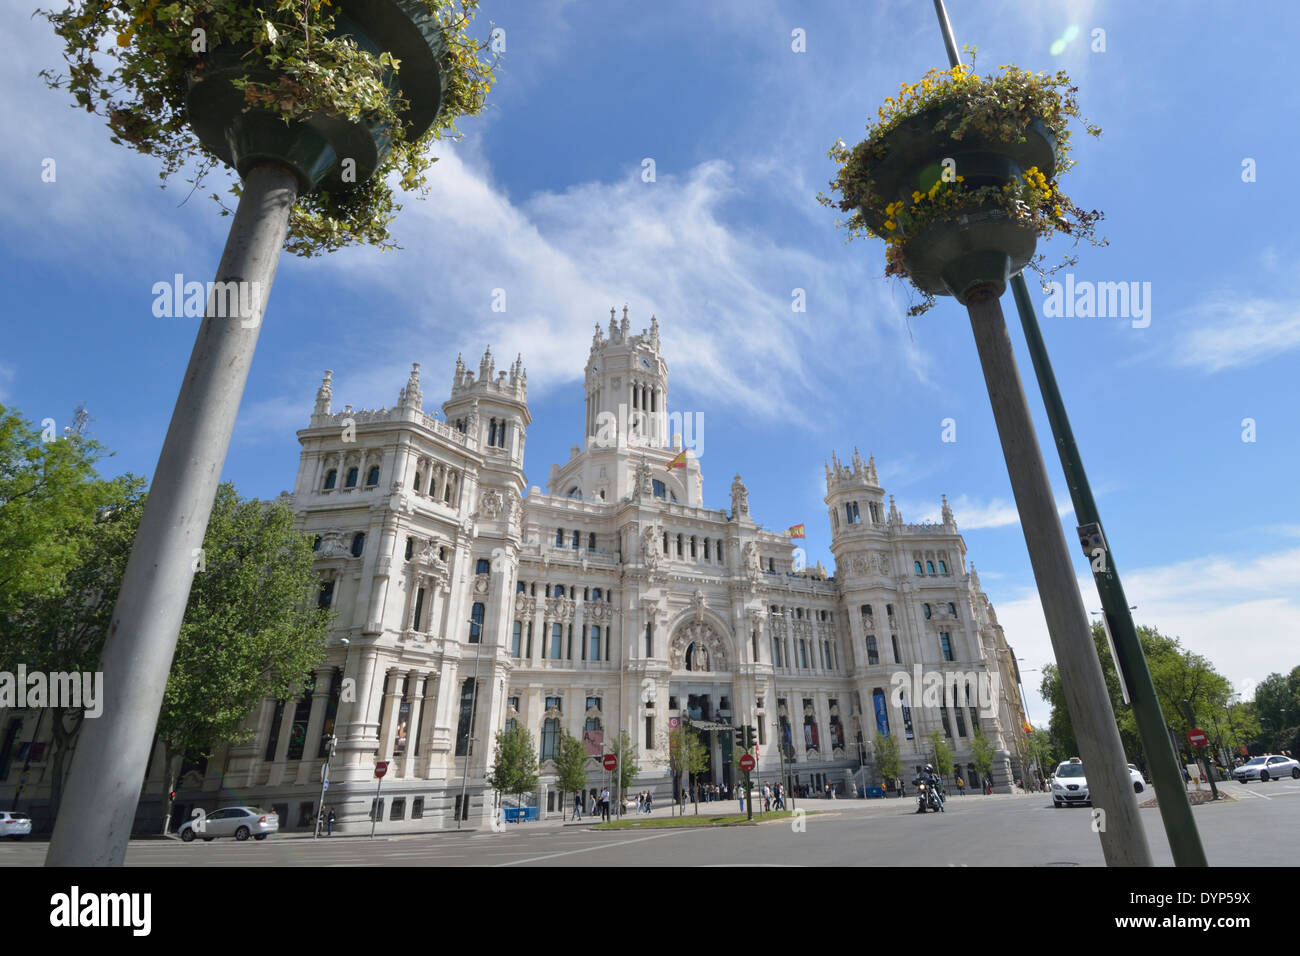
[915,778,946,813]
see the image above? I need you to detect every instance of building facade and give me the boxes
[0,309,1031,833]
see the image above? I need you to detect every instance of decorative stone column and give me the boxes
[402,673,426,779]
[295,668,335,785]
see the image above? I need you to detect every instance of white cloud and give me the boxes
[0,362,13,404]
[1172,297,1300,373]
[905,492,1074,530]
[993,546,1300,721]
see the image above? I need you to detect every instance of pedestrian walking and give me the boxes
[956,776,965,797]
[600,786,611,822]
[327,807,336,836]
[646,791,653,814]
[573,791,583,821]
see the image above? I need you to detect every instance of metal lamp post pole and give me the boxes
[767,610,794,811]
[924,0,1152,867]
[46,164,298,868]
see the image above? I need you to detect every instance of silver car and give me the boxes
[1232,755,1300,783]
[1,811,32,839]
[178,806,279,842]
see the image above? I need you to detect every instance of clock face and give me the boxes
[640,357,651,368]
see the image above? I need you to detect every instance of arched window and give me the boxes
[323,469,337,490]
[690,536,697,558]
[469,602,485,643]
[914,560,923,575]
[926,560,935,574]
[923,603,932,619]
[365,466,380,486]
[938,559,948,573]
[676,534,683,557]
[703,539,711,560]
[345,467,359,488]
[351,532,366,557]
[567,486,581,498]
[476,558,491,575]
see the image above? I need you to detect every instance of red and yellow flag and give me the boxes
[787,523,806,539]
[666,449,687,470]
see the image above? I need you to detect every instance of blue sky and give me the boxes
[2,0,1297,722]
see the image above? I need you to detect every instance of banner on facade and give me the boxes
[582,730,603,756]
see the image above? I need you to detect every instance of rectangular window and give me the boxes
[556,528,564,547]
[645,716,654,749]
[469,602,484,643]
[590,625,601,661]
[866,635,879,666]
[318,580,334,610]
[412,587,425,632]
[758,719,766,746]
[940,632,954,662]
[511,620,522,657]
[551,623,563,659]
[390,797,406,821]
[798,640,808,669]
[454,678,476,756]
[541,718,560,762]
[412,797,424,819]
[572,530,580,550]
[264,699,285,762]
[939,705,952,737]
[955,707,968,738]
[891,634,901,664]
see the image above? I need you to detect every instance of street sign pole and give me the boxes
[370,761,388,839]
[1182,704,1219,801]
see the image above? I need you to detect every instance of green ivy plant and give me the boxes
[819,51,1105,315]
[38,0,496,257]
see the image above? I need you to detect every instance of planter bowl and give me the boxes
[901,203,1038,304]
[856,104,1056,235]
[185,0,447,193]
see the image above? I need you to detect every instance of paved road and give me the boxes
[4,781,1296,866]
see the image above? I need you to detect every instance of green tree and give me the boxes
[970,727,995,791]
[0,474,147,826]
[610,729,640,804]
[1039,623,1240,770]
[665,724,709,815]
[873,732,902,788]
[487,725,541,811]
[928,730,954,781]
[1025,725,1059,786]
[1254,668,1300,749]
[153,483,330,831]
[0,405,122,617]
[552,730,589,819]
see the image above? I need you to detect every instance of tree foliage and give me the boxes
[610,729,639,795]
[154,482,330,828]
[873,731,902,785]
[486,725,540,805]
[1039,623,1245,768]
[552,729,589,813]
[665,723,709,814]
[37,0,497,256]
[928,730,954,779]
[0,405,124,617]
[970,727,995,786]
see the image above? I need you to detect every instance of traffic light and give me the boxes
[745,725,757,749]
[734,726,745,749]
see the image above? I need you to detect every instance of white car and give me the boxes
[1127,765,1146,793]
[1052,758,1090,807]
[1232,754,1300,783]
[177,806,279,842]
[0,811,32,839]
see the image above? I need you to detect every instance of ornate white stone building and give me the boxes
[0,309,1031,833]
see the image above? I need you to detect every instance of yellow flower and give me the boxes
[1053,205,1063,216]
[884,221,896,231]
[912,190,922,202]
[956,175,965,182]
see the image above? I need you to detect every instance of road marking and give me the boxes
[491,831,681,866]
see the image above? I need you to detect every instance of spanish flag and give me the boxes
[787,524,806,539]
[666,449,687,470]
[1024,721,1034,735]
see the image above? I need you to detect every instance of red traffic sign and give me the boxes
[738,753,756,773]
[374,760,389,778]
[1188,728,1208,749]
[602,754,618,771]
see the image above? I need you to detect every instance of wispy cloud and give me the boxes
[1172,296,1300,373]
[905,492,1074,530]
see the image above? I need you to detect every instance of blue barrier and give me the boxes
[502,807,539,823]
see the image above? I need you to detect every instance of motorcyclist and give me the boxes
[912,764,945,813]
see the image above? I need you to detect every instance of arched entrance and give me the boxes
[668,615,736,794]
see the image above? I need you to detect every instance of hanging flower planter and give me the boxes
[820,58,1104,313]
[39,0,496,255]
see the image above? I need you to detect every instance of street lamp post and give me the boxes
[767,610,794,811]
[918,0,1152,867]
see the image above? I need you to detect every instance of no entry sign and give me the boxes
[374,760,389,778]
[1187,728,1208,749]
[603,754,618,771]
[738,753,756,772]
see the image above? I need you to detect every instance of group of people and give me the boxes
[315,806,336,836]
[574,787,614,822]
